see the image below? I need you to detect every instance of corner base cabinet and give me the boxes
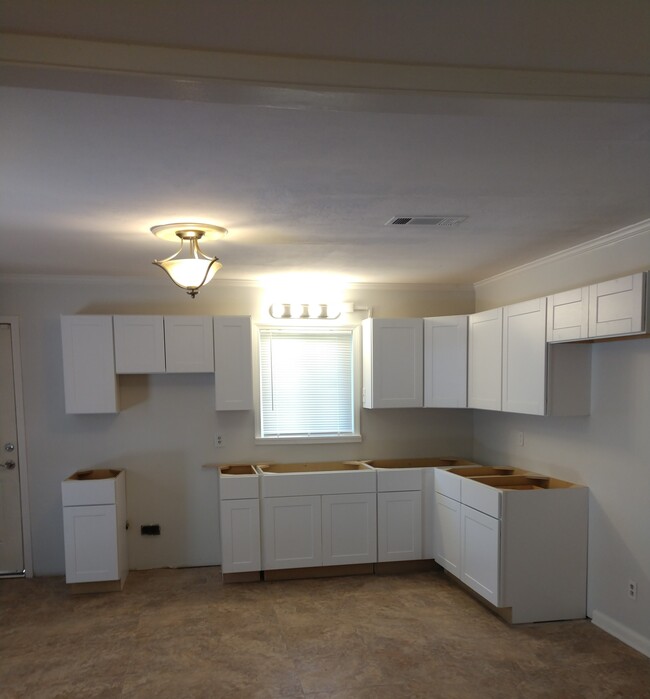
[434,466,588,623]
[62,469,128,589]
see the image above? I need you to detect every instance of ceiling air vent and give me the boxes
[385,215,468,227]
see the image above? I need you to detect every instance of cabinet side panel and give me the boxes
[502,488,588,623]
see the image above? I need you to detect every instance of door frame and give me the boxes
[1,317,33,577]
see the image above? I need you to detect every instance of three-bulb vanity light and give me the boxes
[269,303,342,320]
[152,222,226,298]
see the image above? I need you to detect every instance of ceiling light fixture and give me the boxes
[151,223,227,298]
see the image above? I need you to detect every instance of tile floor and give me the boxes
[1,567,649,698]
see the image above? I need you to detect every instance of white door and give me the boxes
[433,493,461,576]
[460,504,501,606]
[322,493,377,566]
[468,308,503,411]
[502,298,547,415]
[377,491,422,562]
[262,495,322,570]
[0,323,24,575]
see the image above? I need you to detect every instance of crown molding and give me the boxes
[474,218,650,289]
[0,272,473,293]
[2,33,650,108]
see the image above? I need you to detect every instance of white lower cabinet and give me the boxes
[377,491,422,562]
[61,469,128,587]
[218,465,262,575]
[433,467,588,623]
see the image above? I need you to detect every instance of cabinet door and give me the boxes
[433,493,461,576]
[423,316,468,408]
[502,298,547,416]
[377,491,422,562]
[213,317,253,410]
[467,308,502,411]
[547,288,589,342]
[61,316,118,414]
[589,272,647,338]
[164,316,214,372]
[262,496,322,570]
[362,318,423,408]
[322,493,377,566]
[460,504,500,606]
[220,499,261,574]
[113,315,166,373]
[63,504,119,583]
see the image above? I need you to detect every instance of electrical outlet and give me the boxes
[517,431,525,447]
[215,434,224,448]
[628,580,637,600]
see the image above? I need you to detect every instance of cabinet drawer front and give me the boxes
[219,474,259,500]
[434,469,461,501]
[461,478,501,518]
[376,468,423,492]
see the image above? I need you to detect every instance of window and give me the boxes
[257,326,360,443]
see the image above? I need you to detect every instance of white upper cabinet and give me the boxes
[164,316,214,373]
[468,308,502,411]
[502,298,547,415]
[113,315,166,374]
[61,316,118,414]
[588,272,647,338]
[362,318,423,408]
[423,316,468,408]
[547,287,589,342]
[213,316,253,411]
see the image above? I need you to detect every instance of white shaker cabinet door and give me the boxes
[377,490,422,562]
[468,308,502,411]
[547,287,589,342]
[220,498,261,574]
[502,298,547,416]
[213,316,253,410]
[164,316,214,372]
[460,504,501,607]
[588,272,647,338]
[362,318,423,408]
[61,315,118,414]
[113,315,166,373]
[322,493,377,566]
[423,315,468,408]
[433,492,462,576]
[262,496,322,570]
[63,504,119,583]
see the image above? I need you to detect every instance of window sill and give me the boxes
[255,435,362,446]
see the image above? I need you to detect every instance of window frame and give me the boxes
[254,323,362,445]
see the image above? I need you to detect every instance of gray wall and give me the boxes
[0,277,474,575]
[474,223,650,652]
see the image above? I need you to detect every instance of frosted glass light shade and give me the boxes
[152,224,225,298]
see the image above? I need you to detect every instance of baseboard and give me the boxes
[591,610,650,658]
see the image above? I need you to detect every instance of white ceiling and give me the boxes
[1,1,650,287]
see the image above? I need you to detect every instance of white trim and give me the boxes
[0,273,474,294]
[3,33,650,103]
[0,317,33,577]
[591,610,650,659]
[475,218,650,289]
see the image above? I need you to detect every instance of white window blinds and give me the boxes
[259,327,354,438]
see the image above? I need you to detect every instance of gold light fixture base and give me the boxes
[150,222,228,242]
